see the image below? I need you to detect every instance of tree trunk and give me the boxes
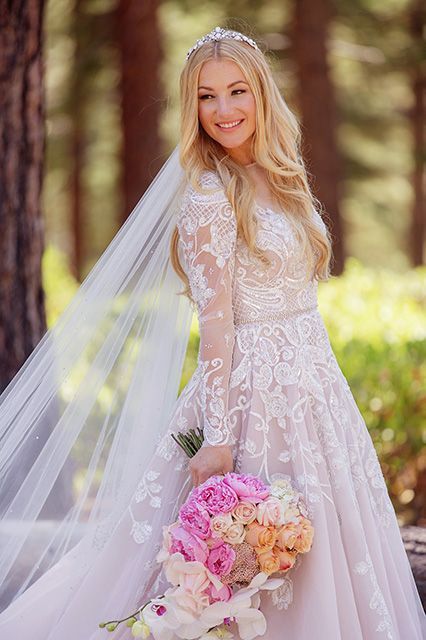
[116,0,163,223]
[401,525,426,610]
[0,0,47,390]
[292,0,345,275]
[69,0,86,282]
[409,0,425,266]
[0,0,74,517]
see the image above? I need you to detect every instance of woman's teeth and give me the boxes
[217,120,243,129]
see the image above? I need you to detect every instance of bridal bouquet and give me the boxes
[99,430,314,640]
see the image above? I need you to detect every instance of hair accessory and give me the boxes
[185,26,260,61]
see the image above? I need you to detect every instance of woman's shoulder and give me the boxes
[310,207,329,235]
[183,169,228,206]
[178,170,236,235]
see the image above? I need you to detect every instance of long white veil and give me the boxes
[0,146,193,612]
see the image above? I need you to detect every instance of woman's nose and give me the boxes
[216,96,233,119]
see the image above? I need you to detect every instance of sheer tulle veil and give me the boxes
[0,146,193,611]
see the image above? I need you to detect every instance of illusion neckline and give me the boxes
[255,202,283,216]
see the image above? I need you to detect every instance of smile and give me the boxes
[216,119,244,130]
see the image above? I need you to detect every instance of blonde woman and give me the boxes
[0,27,424,640]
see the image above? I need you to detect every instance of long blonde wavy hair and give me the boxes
[170,34,333,299]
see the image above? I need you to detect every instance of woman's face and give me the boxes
[197,58,256,164]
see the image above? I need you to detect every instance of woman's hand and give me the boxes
[189,445,234,487]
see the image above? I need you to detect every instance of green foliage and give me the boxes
[42,245,79,327]
[318,258,426,524]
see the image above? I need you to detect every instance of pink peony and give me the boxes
[206,541,236,577]
[192,476,238,515]
[179,499,211,540]
[169,524,209,563]
[223,472,270,504]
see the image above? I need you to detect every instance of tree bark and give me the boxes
[401,525,426,610]
[292,0,345,275]
[0,0,47,391]
[116,0,163,223]
[408,0,425,266]
[69,0,86,282]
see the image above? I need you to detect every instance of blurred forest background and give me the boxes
[0,0,425,526]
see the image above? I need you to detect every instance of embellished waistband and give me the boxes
[233,304,319,328]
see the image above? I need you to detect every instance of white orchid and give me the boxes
[142,594,182,640]
[197,573,284,640]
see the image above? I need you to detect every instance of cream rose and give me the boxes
[256,496,285,526]
[223,522,245,544]
[211,512,233,538]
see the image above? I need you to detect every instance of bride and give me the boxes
[0,26,424,640]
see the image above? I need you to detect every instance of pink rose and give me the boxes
[192,476,238,515]
[169,524,208,563]
[256,497,285,526]
[205,581,232,603]
[179,499,211,539]
[206,541,236,576]
[223,472,270,504]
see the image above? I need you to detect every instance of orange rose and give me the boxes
[275,546,297,572]
[245,522,277,552]
[276,517,314,553]
[257,549,281,575]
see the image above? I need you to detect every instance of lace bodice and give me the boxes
[176,170,327,447]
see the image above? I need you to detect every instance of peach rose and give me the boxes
[294,517,314,553]
[257,549,280,575]
[275,546,297,571]
[232,501,257,525]
[211,512,233,538]
[256,497,285,527]
[245,522,277,552]
[223,522,245,545]
[276,517,314,553]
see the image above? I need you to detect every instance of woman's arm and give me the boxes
[177,173,237,483]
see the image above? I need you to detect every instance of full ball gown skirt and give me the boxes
[0,171,424,639]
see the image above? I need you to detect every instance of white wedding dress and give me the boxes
[0,171,424,639]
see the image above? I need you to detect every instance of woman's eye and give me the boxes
[199,94,214,101]
[232,89,246,95]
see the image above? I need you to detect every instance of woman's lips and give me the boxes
[215,119,244,131]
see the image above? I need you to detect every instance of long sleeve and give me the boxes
[177,172,237,447]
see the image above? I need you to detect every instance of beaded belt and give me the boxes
[233,304,319,328]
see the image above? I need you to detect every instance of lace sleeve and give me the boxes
[177,172,237,447]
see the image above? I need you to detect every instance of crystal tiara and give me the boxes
[185,26,260,61]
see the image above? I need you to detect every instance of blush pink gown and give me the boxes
[0,171,424,639]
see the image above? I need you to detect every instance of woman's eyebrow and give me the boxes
[198,80,249,91]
